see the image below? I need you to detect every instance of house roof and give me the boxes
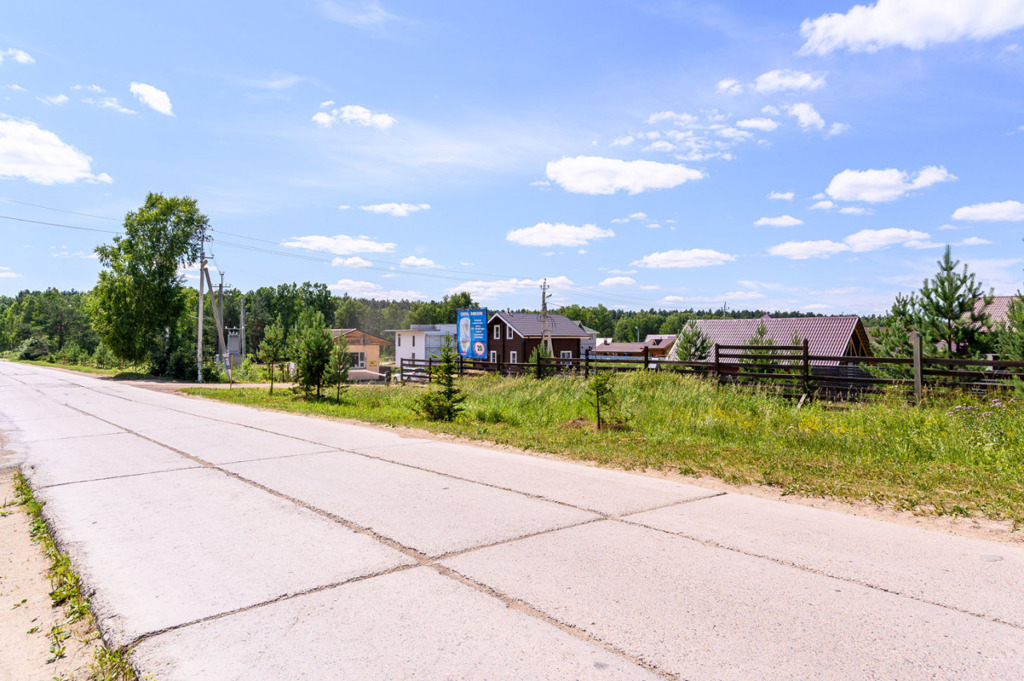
[974,296,1019,328]
[489,311,591,338]
[593,334,677,356]
[690,316,871,365]
[331,329,392,346]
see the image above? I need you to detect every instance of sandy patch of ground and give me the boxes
[0,468,103,681]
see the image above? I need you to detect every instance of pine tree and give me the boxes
[674,320,711,362]
[294,309,333,398]
[917,246,993,358]
[873,293,919,360]
[258,316,286,395]
[998,294,1024,361]
[416,335,465,421]
[741,320,776,375]
[325,333,352,401]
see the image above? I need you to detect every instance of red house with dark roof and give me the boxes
[486,311,593,364]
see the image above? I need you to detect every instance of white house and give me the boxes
[387,324,457,369]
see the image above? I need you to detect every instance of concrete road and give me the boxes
[1,360,1022,680]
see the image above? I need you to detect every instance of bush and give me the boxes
[92,343,115,368]
[17,337,51,360]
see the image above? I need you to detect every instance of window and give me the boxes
[493,325,501,340]
[349,352,366,369]
[489,350,497,363]
[560,350,572,359]
[412,335,416,347]
[510,350,518,364]
[397,334,401,347]
[507,325,513,340]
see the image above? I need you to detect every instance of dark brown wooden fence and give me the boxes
[399,334,1024,403]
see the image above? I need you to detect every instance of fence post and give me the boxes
[400,357,406,385]
[802,338,810,395]
[643,346,650,370]
[497,354,503,376]
[458,354,463,377]
[585,349,590,378]
[713,343,721,385]
[911,332,923,406]
[536,352,542,379]
[427,356,433,384]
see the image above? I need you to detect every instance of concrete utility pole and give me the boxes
[196,230,206,383]
[540,279,553,355]
[240,294,246,357]
[218,272,226,365]
[204,268,227,369]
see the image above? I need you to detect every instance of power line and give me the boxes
[0,214,122,235]
[0,198,122,222]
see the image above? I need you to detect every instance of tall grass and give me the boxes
[187,371,1024,525]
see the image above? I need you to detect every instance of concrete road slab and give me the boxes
[245,412,431,451]
[356,439,719,515]
[22,432,199,488]
[8,414,123,442]
[443,520,1024,681]
[625,493,1024,628]
[137,422,334,464]
[226,451,599,557]
[40,467,415,647]
[133,567,660,681]
[0,399,80,424]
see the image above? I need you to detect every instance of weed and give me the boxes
[91,646,139,681]
[48,624,69,662]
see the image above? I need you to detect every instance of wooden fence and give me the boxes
[399,334,1024,404]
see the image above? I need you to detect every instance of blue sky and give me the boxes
[1,0,1023,314]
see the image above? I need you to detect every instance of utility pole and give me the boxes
[196,229,206,383]
[218,272,226,366]
[240,294,246,357]
[540,278,553,355]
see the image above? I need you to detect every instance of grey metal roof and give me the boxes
[491,311,591,338]
[692,316,869,365]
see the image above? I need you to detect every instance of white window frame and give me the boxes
[507,325,513,340]
[493,325,501,340]
[510,350,518,364]
[489,350,497,363]
[560,350,572,359]
[350,351,367,369]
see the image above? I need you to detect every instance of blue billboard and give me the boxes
[457,308,488,359]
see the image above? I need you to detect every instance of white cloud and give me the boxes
[786,103,825,130]
[129,82,174,116]
[599,276,636,287]
[71,84,104,93]
[810,199,835,210]
[360,202,429,217]
[506,222,614,247]
[839,206,873,215]
[647,111,698,126]
[39,94,69,105]
[245,73,305,90]
[328,278,424,299]
[448,276,573,302]
[754,69,826,93]
[828,122,851,136]
[7,85,25,91]
[716,127,753,141]
[768,191,794,200]
[610,135,634,147]
[319,0,400,27]
[51,250,97,259]
[952,200,1024,222]
[715,78,744,95]
[762,105,781,116]
[755,215,803,227]
[313,104,396,130]
[0,118,111,185]
[84,97,137,114]
[0,49,34,65]
[844,228,931,252]
[632,248,736,268]
[644,140,676,152]
[768,240,849,260]
[957,237,993,246]
[800,0,1024,55]
[826,165,956,203]
[338,204,350,210]
[281,233,395,255]
[332,256,373,268]
[721,290,767,300]
[737,118,780,131]
[611,212,648,224]
[400,256,438,268]
[0,266,21,278]
[546,155,703,195]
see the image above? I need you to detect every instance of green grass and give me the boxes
[12,472,139,680]
[186,372,1024,526]
[11,358,127,377]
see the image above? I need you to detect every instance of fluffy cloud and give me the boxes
[737,118,780,131]
[360,202,429,217]
[599,276,636,287]
[810,199,835,210]
[400,256,438,268]
[0,119,111,185]
[754,69,826,93]
[328,279,424,299]
[839,206,872,215]
[721,290,767,301]
[281,234,395,255]
[84,97,136,114]
[786,103,825,130]
[800,0,1024,55]
[129,82,174,116]
[610,136,634,146]
[611,212,648,224]
[332,256,373,268]
[755,215,803,227]
[952,200,1024,222]
[506,222,614,247]
[448,276,573,302]
[769,228,932,259]
[313,104,396,130]
[768,191,794,200]
[319,0,400,27]
[715,78,743,95]
[0,49,34,64]
[0,266,20,278]
[39,94,68,105]
[826,165,956,203]
[647,111,698,126]
[632,249,736,268]
[546,155,703,195]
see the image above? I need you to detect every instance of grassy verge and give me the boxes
[10,359,131,377]
[12,471,139,681]
[187,371,1024,526]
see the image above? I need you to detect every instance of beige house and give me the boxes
[330,329,392,381]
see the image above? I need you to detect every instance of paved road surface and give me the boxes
[1,360,1022,680]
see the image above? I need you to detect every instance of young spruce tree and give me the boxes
[918,246,993,358]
